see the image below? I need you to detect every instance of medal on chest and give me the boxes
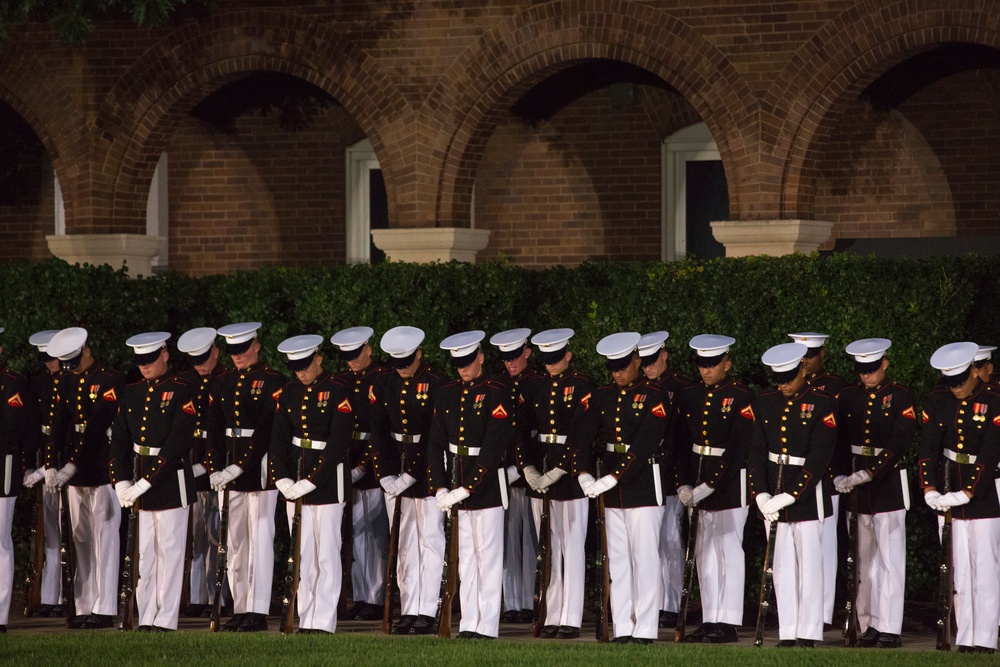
[632,393,646,410]
[973,402,988,422]
[800,403,814,420]
[160,391,174,409]
[721,397,734,413]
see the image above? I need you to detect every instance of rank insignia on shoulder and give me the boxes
[272,388,283,401]
[994,414,1000,427]
[822,412,836,428]
[651,402,667,418]
[337,398,352,413]
[7,392,23,407]
[102,388,117,402]
[368,386,376,404]
[579,392,591,410]
[491,404,508,419]
[182,400,196,415]
[921,410,930,424]
[739,404,755,421]
[902,406,916,420]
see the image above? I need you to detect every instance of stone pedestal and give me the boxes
[46,234,165,277]
[710,220,833,257]
[371,227,491,263]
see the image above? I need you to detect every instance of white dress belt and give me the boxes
[538,433,567,444]
[944,448,977,464]
[392,432,420,443]
[606,442,630,453]
[133,444,161,456]
[225,427,255,437]
[768,451,806,466]
[292,436,327,450]
[692,444,725,457]
[851,445,884,456]
[449,443,481,456]
[351,431,371,441]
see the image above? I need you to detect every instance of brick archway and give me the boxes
[766,1,1000,220]
[93,9,411,232]
[425,0,758,227]
[0,45,85,214]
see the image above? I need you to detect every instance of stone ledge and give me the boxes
[45,234,165,277]
[371,227,491,263]
[710,220,833,257]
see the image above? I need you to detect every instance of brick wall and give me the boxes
[166,100,364,275]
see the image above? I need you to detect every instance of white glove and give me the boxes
[676,485,694,507]
[833,475,851,494]
[536,467,566,491]
[379,475,399,494]
[391,473,417,496]
[120,478,151,507]
[275,478,295,496]
[937,490,971,509]
[690,483,715,506]
[586,474,618,498]
[192,463,207,478]
[755,492,773,513]
[761,492,795,516]
[764,510,780,523]
[506,465,522,484]
[923,490,943,511]
[436,486,470,511]
[435,488,449,501]
[210,464,243,492]
[351,466,366,483]
[284,479,316,501]
[841,470,872,493]
[44,467,58,491]
[47,463,77,491]
[578,473,596,495]
[115,480,133,507]
[23,468,45,488]
[523,465,543,492]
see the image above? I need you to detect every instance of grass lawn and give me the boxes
[1,632,995,666]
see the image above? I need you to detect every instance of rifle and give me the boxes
[59,482,77,622]
[281,457,305,635]
[753,460,783,647]
[675,454,704,642]
[118,457,141,631]
[435,456,460,638]
[24,451,45,617]
[843,457,860,647]
[382,451,406,634]
[531,457,552,638]
[180,504,194,613]
[209,448,233,632]
[936,460,954,652]
[595,460,610,643]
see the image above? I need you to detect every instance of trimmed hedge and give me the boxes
[2,253,998,603]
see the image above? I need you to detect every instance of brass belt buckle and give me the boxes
[956,452,970,464]
[300,438,313,449]
[860,446,875,457]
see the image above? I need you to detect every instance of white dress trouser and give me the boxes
[67,484,121,616]
[394,495,445,618]
[696,506,748,626]
[351,488,389,606]
[137,506,188,629]
[0,497,15,624]
[503,487,536,612]
[771,519,824,641]
[288,502,345,633]
[659,495,684,613]
[854,509,906,635]
[531,496,588,628]
[606,505,663,640]
[36,487,63,605]
[458,507,505,637]
[189,490,220,605]
[943,516,1000,649]
[821,494,839,624]
[225,489,277,615]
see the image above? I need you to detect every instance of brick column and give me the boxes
[710,220,833,257]
[370,228,490,263]
[46,234,165,277]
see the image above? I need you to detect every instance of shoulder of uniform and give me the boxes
[441,379,461,390]
[729,380,753,394]
[126,379,146,389]
[98,366,124,379]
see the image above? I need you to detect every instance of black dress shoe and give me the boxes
[472,633,494,640]
[612,635,632,644]
[220,613,247,632]
[457,630,475,639]
[514,609,533,624]
[80,614,114,629]
[32,604,55,617]
[182,604,208,618]
[706,623,738,644]
[795,639,816,648]
[555,625,580,639]
[47,605,66,618]
[359,603,383,621]
[957,646,975,654]
[137,626,152,632]
[67,615,90,629]
[296,628,313,635]
[408,615,434,635]
[629,637,654,645]
[343,602,363,620]
[684,623,715,643]
[0,625,6,634]
[538,625,559,638]
[500,610,518,623]
[151,626,174,633]
[776,639,797,648]
[874,633,901,649]
[855,626,880,647]
[974,647,996,654]
[390,615,416,635]
[658,611,678,628]
[234,613,268,632]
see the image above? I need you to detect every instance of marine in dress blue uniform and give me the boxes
[749,342,837,647]
[110,332,198,631]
